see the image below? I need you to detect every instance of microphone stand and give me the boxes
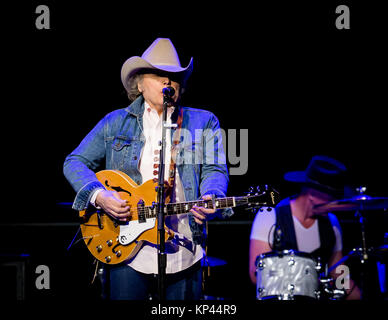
[156,92,174,300]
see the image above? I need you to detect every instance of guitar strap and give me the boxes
[164,107,184,202]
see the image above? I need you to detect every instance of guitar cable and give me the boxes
[67,226,97,250]
[67,226,81,251]
[91,259,100,284]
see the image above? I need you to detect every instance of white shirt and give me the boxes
[250,207,342,254]
[128,102,203,274]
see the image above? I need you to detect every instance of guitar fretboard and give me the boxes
[136,196,251,220]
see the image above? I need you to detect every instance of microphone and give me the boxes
[162,86,175,97]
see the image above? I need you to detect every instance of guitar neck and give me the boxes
[166,197,245,214]
[138,196,251,219]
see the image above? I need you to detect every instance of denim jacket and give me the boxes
[63,96,233,244]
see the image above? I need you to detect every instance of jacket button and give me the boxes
[133,156,137,160]
[153,170,158,176]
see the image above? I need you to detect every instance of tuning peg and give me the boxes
[245,186,254,196]
[244,206,258,213]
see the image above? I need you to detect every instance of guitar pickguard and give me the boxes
[119,218,156,245]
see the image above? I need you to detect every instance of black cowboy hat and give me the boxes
[284,155,348,198]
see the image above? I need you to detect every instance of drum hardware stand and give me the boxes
[355,186,369,263]
[319,277,347,300]
[340,186,374,299]
[354,187,370,299]
[356,210,369,263]
[321,249,361,300]
[317,257,346,300]
[313,187,388,299]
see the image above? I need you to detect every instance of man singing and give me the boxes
[64,38,232,299]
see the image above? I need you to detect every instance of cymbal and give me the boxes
[201,256,227,267]
[374,244,388,254]
[368,245,388,261]
[314,195,388,213]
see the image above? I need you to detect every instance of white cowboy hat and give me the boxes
[121,38,193,92]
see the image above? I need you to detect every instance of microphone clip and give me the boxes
[162,86,175,107]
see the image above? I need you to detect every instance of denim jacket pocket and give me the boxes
[112,135,134,150]
[109,135,139,170]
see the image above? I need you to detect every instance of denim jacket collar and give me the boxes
[125,95,145,117]
[125,94,181,123]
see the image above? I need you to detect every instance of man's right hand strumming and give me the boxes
[95,190,132,221]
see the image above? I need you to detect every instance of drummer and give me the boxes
[249,155,362,299]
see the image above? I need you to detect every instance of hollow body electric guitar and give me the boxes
[79,170,279,264]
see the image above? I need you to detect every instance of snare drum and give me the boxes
[256,250,321,300]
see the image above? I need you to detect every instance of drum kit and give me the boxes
[255,189,388,300]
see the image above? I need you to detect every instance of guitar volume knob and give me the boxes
[96,245,103,253]
[105,256,111,263]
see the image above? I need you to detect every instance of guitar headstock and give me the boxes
[245,185,280,211]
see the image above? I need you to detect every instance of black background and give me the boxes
[1,0,387,303]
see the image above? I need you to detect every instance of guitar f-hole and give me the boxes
[111,243,122,258]
[104,180,132,196]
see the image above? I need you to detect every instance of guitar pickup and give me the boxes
[97,210,103,229]
[137,199,146,223]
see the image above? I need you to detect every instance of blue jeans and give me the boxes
[107,262,202,300]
